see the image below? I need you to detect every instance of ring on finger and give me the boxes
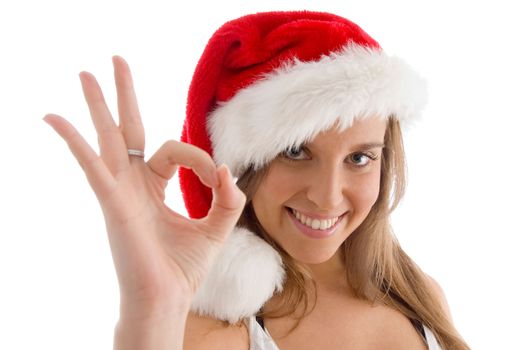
[127,149,145,158]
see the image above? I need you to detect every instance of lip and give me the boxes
[287,207,346,220]
[286,207,344,239]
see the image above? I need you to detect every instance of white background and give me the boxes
[1,0,525,349]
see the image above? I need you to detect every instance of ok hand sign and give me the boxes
[44,56,246,320]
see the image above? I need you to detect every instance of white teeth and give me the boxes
[291,208,340,230]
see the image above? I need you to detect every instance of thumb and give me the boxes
[203,164,246,239]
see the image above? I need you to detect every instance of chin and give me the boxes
[287,246,341,265]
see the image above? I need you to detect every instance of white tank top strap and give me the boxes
[245,316,444,350]
[245,316,281,350]
[423,324,443,350]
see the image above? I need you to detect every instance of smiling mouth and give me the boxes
[285,207,346,231]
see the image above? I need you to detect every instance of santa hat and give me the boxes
[179,11,427,323]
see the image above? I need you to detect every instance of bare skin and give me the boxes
[44,56,246,350]
[260,258,429,350]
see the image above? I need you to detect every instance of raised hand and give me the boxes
[44,56,246,322]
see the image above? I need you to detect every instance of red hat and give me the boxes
[179,11,427,323]
[180,10,427,220]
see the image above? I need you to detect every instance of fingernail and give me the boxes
[216,164,234,188]
[222,164,237,184]
[210,168,220,188]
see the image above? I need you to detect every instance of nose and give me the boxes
[305,163,345,211]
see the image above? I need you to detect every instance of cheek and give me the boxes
[348,170,382,209]
[252,167,294,221]
[260,165,299,203]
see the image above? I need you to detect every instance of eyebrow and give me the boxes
[302,142,385,150]
[353,142,385,150]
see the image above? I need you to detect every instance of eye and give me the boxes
[280,147,380,166]
[281,145,308,161]
[348,152,378,167]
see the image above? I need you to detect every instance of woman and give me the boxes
[44,11,469,350]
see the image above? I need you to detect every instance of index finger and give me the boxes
[147,140,219,188]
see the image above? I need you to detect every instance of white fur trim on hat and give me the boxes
[208,43,428,177]
[190,226,286,324]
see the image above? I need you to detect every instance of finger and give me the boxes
[203,164,246,239]
[146,140,219,189]
[112,55,145,152]
[43,114,117,200]
[79,71,129,174]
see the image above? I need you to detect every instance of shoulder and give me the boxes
[183,311,249,350]
[424,274,454,322]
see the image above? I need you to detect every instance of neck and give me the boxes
[305,247,349,293]
[262,248,352,316]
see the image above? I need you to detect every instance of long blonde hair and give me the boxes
[235,116,469,349]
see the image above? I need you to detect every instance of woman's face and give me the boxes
[252,116,387,265]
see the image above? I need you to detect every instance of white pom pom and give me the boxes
[190,227,286,324]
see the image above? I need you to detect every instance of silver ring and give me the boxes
[127,149,145,158]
